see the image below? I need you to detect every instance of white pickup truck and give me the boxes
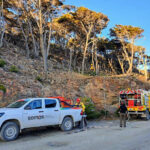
[0,98,82,141]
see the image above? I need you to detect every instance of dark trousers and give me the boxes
[79,113,87,129]
[79,117,87,129]
[120,113,126,127]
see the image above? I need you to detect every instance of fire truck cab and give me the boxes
[119,89,150,120]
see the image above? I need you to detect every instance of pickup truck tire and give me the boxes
[61,117,73,131]
[0,122,19,141]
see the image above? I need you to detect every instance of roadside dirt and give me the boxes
[1,119,150,150]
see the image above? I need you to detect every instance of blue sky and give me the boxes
[65,0,150,56]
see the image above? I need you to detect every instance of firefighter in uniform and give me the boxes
[119,101,127,127]
[75,98,85,112]
[75,98,87,128]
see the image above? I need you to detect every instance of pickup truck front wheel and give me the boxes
[0,122,19,141]
[61,117,73,131]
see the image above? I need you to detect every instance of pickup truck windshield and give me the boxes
[7,101,28,108]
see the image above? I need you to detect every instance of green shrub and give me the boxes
[0,84,6,93]
[89,71,97,76]
[81,97,101,120]
[9,65,19,73]
[84,71,97,76]
[35,76,43,82]
[99,109,110,117]
[0,59,6,67]
[80,97,112,119]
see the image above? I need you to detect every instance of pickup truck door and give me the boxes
[44,99,60,125]
[23,99,45,128]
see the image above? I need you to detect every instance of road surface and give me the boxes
[1,120,150,150]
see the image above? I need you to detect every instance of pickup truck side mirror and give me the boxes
[24,105,32,110]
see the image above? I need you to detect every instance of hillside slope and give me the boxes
[0,46,150,112]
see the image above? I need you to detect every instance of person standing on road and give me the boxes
[119,101,127,128]
[75,98,87,128]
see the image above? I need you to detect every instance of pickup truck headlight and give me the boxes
[0,113,5,117]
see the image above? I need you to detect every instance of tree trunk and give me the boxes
[39,0,47,73]
[69,48,73,71]
[25,37,30,58]
[47,23,52,56]
[82,41,88,74]
[95,51,99,75]
[81,25,93,74]
[128,39,134,74]
[18,18,30,58]
[0,0,4,48]
[23,32,30,58]
[82,34,89,74]
[73,51,77,70]
[28,20,38,57]
[139,50,148,80]
[0,29,4,48]
[117,56,125,74]
[108,59,117,74]
[120,38,131,74]
[44,30,48,51]
[144,56,148,81]
[91,40,95,71]
[142,55,148,81]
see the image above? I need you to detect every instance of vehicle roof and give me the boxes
[119,89,150,95]
[17,98,59,102]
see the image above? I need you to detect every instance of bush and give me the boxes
[84,71,97,76]
[88,71,96,76]
[0,59,6,67]
[35,76,43,82]
[81,97,101,120]
[0,84,6,93]
[99,109,110,117]
[9,65,19,73]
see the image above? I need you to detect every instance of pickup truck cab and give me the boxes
[0,98,82,141]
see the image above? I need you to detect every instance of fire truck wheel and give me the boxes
[145,110,150,120]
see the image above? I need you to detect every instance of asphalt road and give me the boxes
[1,120,150,150]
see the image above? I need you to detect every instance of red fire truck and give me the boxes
[119,89,150,120]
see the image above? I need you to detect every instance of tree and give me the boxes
[136,46,149,80]
[35,0,63,73]
[3,0,64,73]
[57,7,109,74]
[3,0,31,57]
[24,0,64,73]
[110,25,144,74]
[96,38,120,74]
